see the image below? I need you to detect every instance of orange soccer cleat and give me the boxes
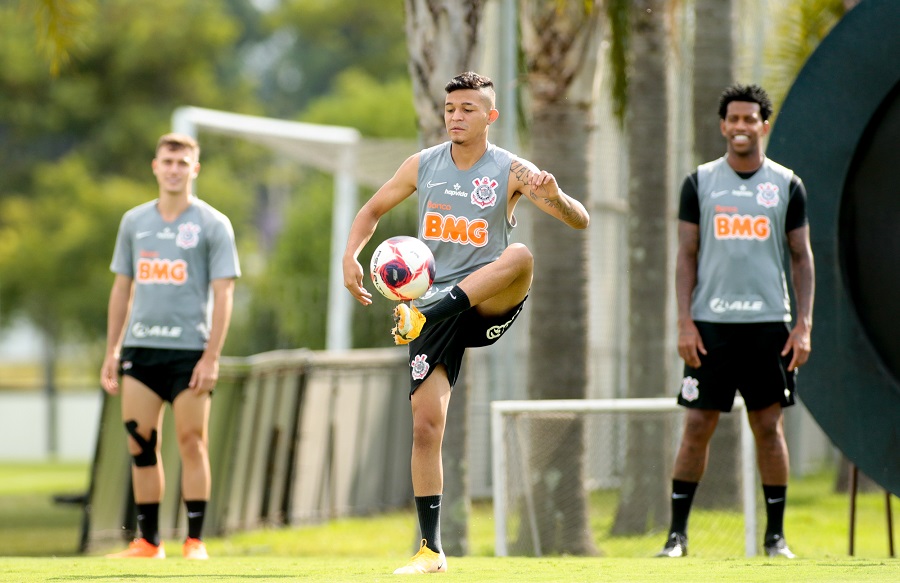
[105,538,166,559]
[182,537,209,560]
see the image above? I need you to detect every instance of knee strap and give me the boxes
[124,420,158,467]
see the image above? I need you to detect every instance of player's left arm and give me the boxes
[510,158,590,229]
[190,277,236,393]
[784,224,814,371]
[782,176,814,371]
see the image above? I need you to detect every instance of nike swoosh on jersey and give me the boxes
[136,231,154,239]
[426,180,447,188]
[710,189,729,198]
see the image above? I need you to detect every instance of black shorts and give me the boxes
[406,298,527,396]
[119,347,206,403]
[677,321,797,412]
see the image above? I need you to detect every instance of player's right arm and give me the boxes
[343,153,420,306]
[100,274,133,395]
[675,220,706,368]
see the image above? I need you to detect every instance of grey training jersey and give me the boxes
[691,157,795,323]
[414,142,515,309]
[110,198,241,349]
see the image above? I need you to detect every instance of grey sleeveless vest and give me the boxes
[414,142,515,308]
[691,156,794,323]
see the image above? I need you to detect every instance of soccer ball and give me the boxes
[369,236,436,301]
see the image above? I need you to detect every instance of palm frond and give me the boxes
[763,0,846,114]
[26,0,94,76]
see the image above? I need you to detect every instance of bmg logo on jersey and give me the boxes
[136,258,188,285]
[423,212,488,247]
[713,213,771,240]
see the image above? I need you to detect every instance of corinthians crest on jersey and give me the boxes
[756,182,780,208]
[471,176,498,209]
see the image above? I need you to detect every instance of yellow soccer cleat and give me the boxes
[392,303,426,345]
[182,537,209,560]
[393,539,447,574]
[105,538,166,559]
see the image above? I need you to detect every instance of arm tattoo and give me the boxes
[510,160,533,192]
[510,160,546,203]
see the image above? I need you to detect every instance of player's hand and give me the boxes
[529,170,560,201]
[677,319,707,368]
[783,323,811,371]
[343,255,373,306]
[189,355,219,394]
[100,355,120,396]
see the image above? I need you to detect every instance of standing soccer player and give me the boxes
[656,84,814,559]
[343,71,589,574]
[101,133,241,560]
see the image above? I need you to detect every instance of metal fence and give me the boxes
[80,348,412,552]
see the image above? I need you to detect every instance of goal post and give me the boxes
[171,106,361,351]
[491,397,758,557]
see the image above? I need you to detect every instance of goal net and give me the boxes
[491,398,760,558]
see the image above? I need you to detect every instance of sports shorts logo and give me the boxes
[680,376,700,402]
[411,353,430,381]
[486,306,522,340]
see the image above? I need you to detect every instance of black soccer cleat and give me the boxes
[763,534,796,559]
[655,532,688,558]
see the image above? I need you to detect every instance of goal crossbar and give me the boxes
[490,397,758,557]
[171,106,360,350]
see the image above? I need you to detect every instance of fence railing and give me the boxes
[80,347,412,552]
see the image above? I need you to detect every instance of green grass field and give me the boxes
[0,462,896,582]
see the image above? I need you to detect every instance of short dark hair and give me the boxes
[156,132,200,158]
[445,71,494,94]
[718,84,773,121]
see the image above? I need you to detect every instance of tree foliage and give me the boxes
[764,0,848,113]
[0,1,260,352]
[256,0,409,117]
[1,0,415,359]
[0,157,147,339]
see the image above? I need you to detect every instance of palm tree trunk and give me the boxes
[612,0,671,535]
[519,0,601,555]
[523,100,596,555]
[404,0,487,145]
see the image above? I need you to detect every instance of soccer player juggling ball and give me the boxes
[342,72,589,574]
